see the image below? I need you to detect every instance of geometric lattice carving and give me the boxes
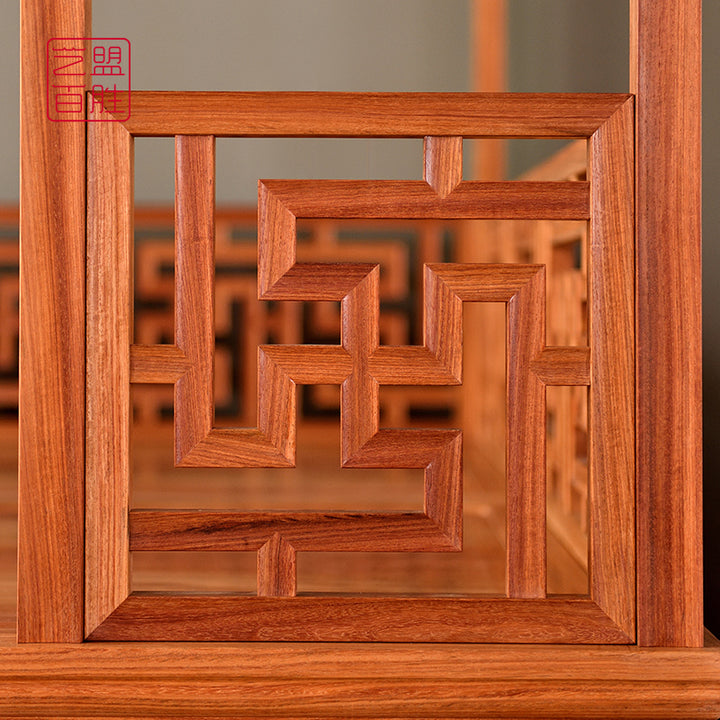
[132,212,458,426]
[130,135,592,600]
[468,141,590,563]
[87,91,634,643]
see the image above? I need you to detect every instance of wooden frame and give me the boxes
[83,92,633,643]
[13,0,718,716]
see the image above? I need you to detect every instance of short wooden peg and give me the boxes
[257,534,297,597]
[424,136,463,199]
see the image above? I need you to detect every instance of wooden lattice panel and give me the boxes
[0,206,459,427]
[85,92,634,643]
[461,140,590,564]
[132,208,459,428]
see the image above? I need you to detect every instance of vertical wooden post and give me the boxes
[462,1,509,479]
[18,0,90,641]
[85,116,133,636]
[471,0,507,181]
[631,0,704,646]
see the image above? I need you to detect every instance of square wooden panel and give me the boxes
[85,92,634,642]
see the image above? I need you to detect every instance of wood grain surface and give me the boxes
[129,510,460,552]
[257,534,296,597]
[504,267,546,598]
[88,593,630,643]
[114,91,631,137]
[17,0,89,642]
[12,0,716,714]
[423,136,463,198]
[0,639,718,718]
[93,92,629,639]
[258,179,590,220]
[632,0,704,647]
[85,113,134,636]
[588,98,636,640]
[530,347,590,385]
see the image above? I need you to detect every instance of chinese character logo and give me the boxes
[47,38,131,122]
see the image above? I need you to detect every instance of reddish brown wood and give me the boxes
[424,136,463,198]
[424,263,547,596]
[172,138,294,468]
[257,534,297,597]
[259,179,590,220]
[588,99,636,640]
[505,268,547,598]
[17,0,89,643]
[423,264,463,382]
[115,92,630,137]
[258,345,352,384]
[531,347,591,385]
[174,135,215,463]
[341,267,380,462]
[368,347,461,385]
[130,510,460,552]
[470,0,507,181]
[15,1,716,714]
[632,0,704,647]
[85,114,134,636]
[1,643,718,718]
[88,594,630,644]
[129,345,189,383]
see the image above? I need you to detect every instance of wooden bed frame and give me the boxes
[7,0,719,716]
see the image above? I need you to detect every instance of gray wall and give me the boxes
[93,0,470,203]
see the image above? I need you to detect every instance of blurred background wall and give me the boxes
[2,0,718,632]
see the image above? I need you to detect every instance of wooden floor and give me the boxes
[0,419,587,644]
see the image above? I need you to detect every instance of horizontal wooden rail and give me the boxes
[263,180,590,221]
[130,345,189,383]
[87,594,632,643]
[112,91,632,138]
[531,347,591,385]
[129,510,458,552]
[0,643,718,718]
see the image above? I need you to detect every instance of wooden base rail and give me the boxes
[86,595,630,643]
[0,644,718,718]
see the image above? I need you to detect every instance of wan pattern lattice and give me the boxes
[129,135,590,600]
[86,92,634,642]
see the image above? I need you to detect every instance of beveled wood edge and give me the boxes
[83,96,640,644]
[98,91,633,138]
[85,115,134,636]
[86,594,632,644]
[588,97,636,640]
[260,179,591,221]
